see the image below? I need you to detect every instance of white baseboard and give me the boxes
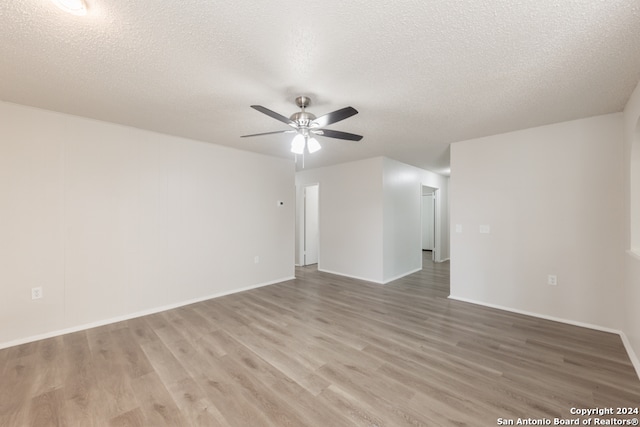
[383,268,422,284]
[627,249,640,262]
[448,295,640,381]
[0,276,295,351]
[620,331,640,380]
[316,267,424,285]
[317,268,384,284]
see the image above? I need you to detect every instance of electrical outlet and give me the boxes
[254,256,260,264]
[31,287,43,300]
[479,225,491,234]
[547,275,557,286]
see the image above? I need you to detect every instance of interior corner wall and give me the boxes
[623,80,640,374]
[295,158,384,283]
[295,156,450,285]
[382,158,450,283]
[450,113,625,330]
[0,101,295,348]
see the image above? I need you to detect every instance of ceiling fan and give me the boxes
[241,96,363,155]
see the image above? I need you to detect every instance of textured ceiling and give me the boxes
[1,1,640,174]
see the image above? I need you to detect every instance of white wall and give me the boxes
[382,158,449,283]
[0,101,295,348]
[450,113,625,330]
[295,156,449,284]
[623,80,640,375]
[296,158,385,282]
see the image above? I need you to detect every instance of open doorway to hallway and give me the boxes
[303,183,319,267]
[421,185,437,263]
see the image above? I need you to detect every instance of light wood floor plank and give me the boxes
[165,377,229,427]
[165,335,275,426]
[0,353,38,426]
[107,407,145,427]
[130,371,188,427]
[61,332,101,427]
[29,388,68,427]
[85,329,139,421]
[316,385,387,427]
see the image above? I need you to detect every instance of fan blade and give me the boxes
[315,129,363,141]
[251,105,296,126]
[312,106,358,128]
[241,130,295,138]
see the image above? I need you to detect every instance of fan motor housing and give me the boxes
[290,111,316,127]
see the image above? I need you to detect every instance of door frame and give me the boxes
[421,184,440,262]
[302,183,320,266]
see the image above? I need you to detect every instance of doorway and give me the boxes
[421,185,438,262]
[303,184,319,266]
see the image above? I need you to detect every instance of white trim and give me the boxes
[438,257,451,263]
[317,268,383,284]
[620,331,640,380]
[0,276,295,351]
[383,268,422,284]
[627,249,640,262]
[448,295,640,381]
[448,296,620,333]
[317,267,424,285]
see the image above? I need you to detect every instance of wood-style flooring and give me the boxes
[1,254,639,426]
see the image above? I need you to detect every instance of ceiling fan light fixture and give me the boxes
[291,134,305,154]
[307,137,321,153]
[241,97,363,157]
[52,0,87,15]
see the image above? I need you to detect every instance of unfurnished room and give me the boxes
[1,1,640,426]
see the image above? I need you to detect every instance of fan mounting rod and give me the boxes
[295,96,311,110]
